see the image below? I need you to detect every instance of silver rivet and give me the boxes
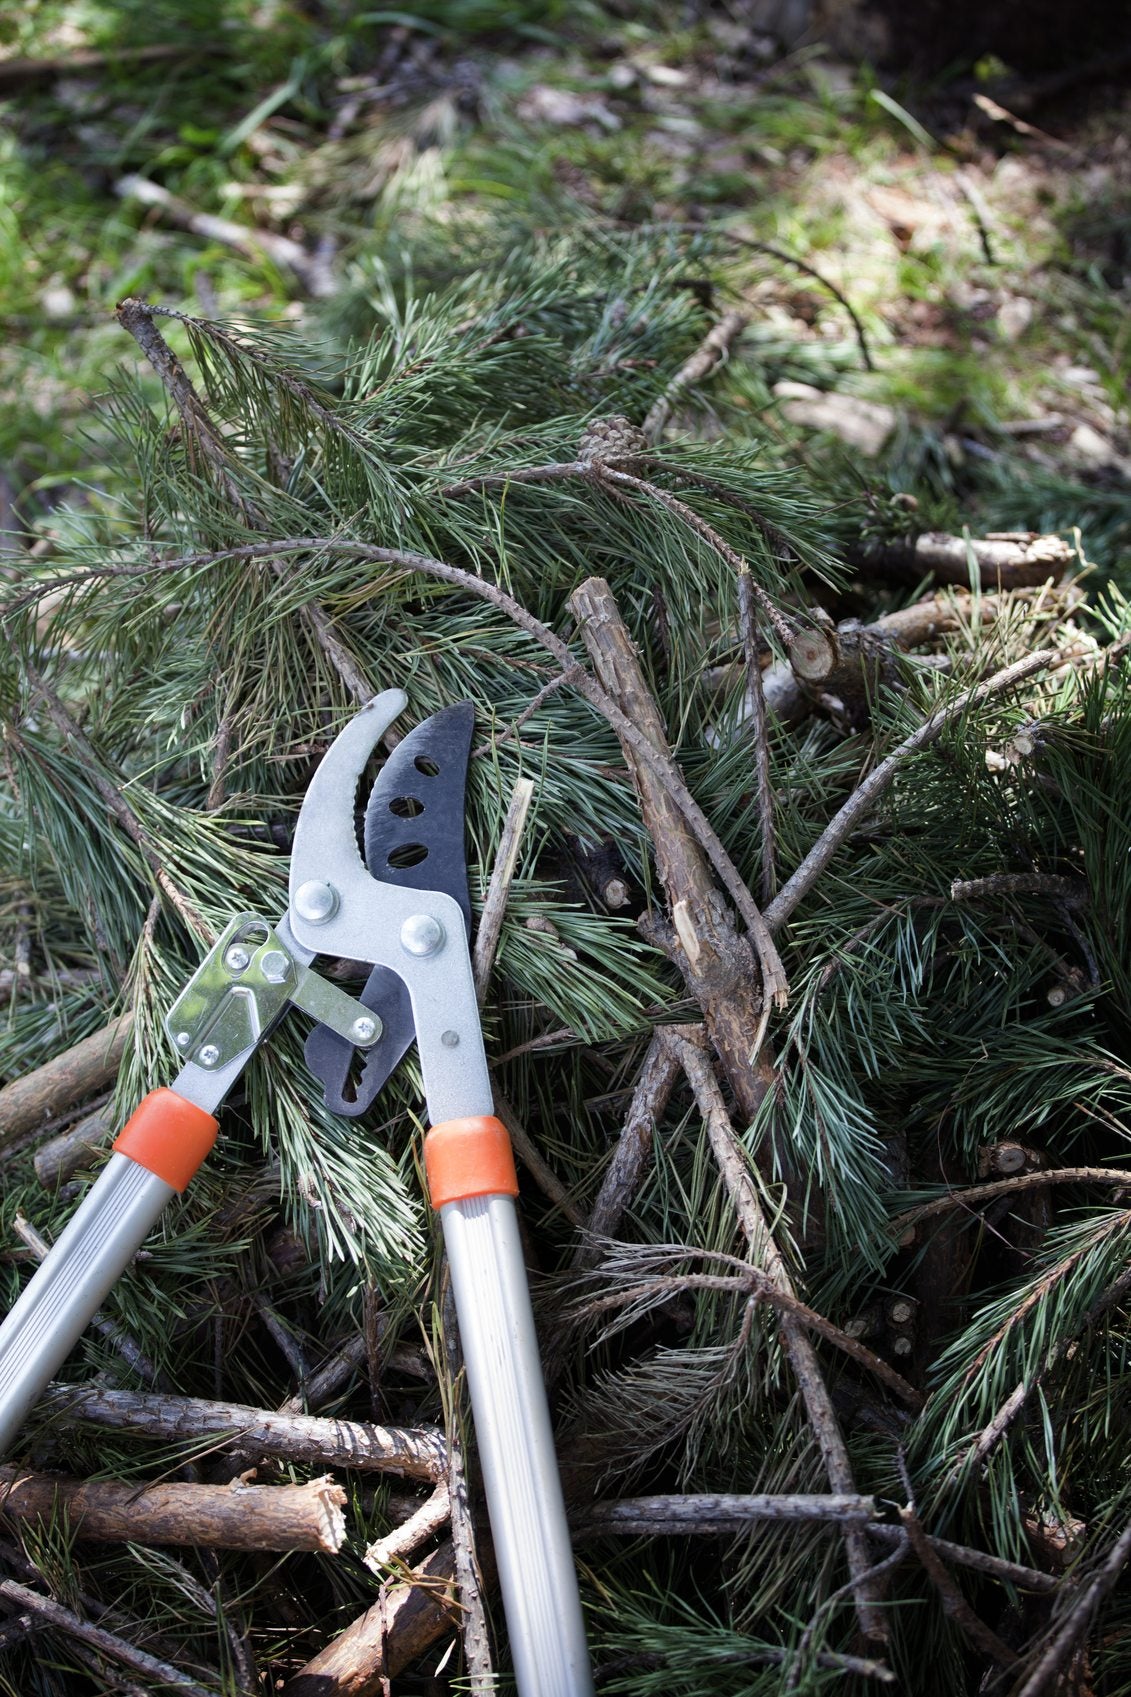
[294,880,339,924]
[351,1015,378,1044]
[260,949,290,983]
[175,1030,192,1049]
[198,1044,221,1068]
[400,913,445,957]
[225,945,250,973]
[441,1029,459,1049]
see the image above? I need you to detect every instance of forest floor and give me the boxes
[1,3,1128,576]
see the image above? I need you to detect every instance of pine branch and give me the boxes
[661,1028,889,1642]
[891,1167,1131,1232]
[473,775,535,1003]
[764,648,1057,932]
[738,567,776,905]
[441,1277,494,1691]
[641,310,748,444]
[899,1507,1019,1667]
[1014,1515,1131,1697]
[364,1483,450,1573]
[577,1031,682,1256]
[0,1579,216,1697]
[0,1016,130,1153]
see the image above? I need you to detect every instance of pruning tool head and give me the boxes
[290,691,490,1127]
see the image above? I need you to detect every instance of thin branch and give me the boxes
[949,872,1089,905]
[662,1029,889,1642]
[473,776,535,1003]
[1014,1515,1131,1697]
[43,1386,446,1480]
[441,1277,494,1692]
[763,649,1056,931]
[738,567,776,905]
[364,1483,450,1573]
[493,1088,585,1227]
[0,1579,216,1697]
[899,1506,1018,1666]
[116,176,331,297]
[641,309,748,443]
[891,1167,1131,1232]
[577,1031,682,1258]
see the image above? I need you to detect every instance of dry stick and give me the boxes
[0,1466,346,1554]
[0,1579,215,1697]
[763,649,1056,933]
[899,1507,1019,1667]
[34,1104,112,1189]
[0,1014,131,1154]
[9,535,786,1009]
[493,1089,585,1227]
[950,872,1088,905]
[664,1029,888,1641]
[441,1279,494,1692]
[891,1167,1131,1233]
[116,176,331,297]
[43,1387,446,1481]
[24,670,214,944]
[850,531,1075,590]
[473,775,535,1003]
[364,1483,451,1574]
[738,567,776,906]
[1013,1515,1131,1697]
[641,309,748,444]
[282,1538,460,1697]
[11,1214,161,1387]
[576,1031,682,1260]
[569,578,779,1121]
[114,301,374,704]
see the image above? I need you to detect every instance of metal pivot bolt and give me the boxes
[350,1016,378,1045]
[401,914,445,957]
[198,1044,221,1068]
[260,950,290,983]
[294,881,339,924]
[225,945,251,973]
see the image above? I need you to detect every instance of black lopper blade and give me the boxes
[304,702,474,1116]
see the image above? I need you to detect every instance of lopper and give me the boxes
[0,689,595,1697]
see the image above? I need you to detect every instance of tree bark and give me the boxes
[850,530,1075,588]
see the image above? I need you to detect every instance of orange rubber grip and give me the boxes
[113,1088,219,1193]
[424,1115,519,1209]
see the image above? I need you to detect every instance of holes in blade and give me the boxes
[388,842,429,869]
[389,795,424,818]
[414,755,441,777]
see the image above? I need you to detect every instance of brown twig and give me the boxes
[0,1579,215,1696]
[0,1465,346,1553]
[441,1277,494,1691]
[473,776,535,1003]
[364,1483,450,1573]
[1013,1515,1131,1697]
[116,176,331,297]
[33,1104,111,1189]
[0,1015,131,1154]
[576,1032,682,1259]
[43,1387,446,1480]
[641,309,748,443]
[763,649,1056,932]
[891,1167,1131,1233]
[493,1088,585,1227]
[851,530,1075,589]
[738,567,776,905]
[662,1029,888,1641]
[949,872,1089,905]
[899,1506,1018,1666]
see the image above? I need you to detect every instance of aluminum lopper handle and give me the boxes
[427,1116,595,1697]
[0,1088,217,1456]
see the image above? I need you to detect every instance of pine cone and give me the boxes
[577,415,649,469]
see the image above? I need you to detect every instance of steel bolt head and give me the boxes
[175,1030,192,1049]
[198,1043,221,1068]
[294,880,339,924]
[351,1015,378,1044]
[225,945,251,973]
[260,949,291,983]
[400,913,445,957]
